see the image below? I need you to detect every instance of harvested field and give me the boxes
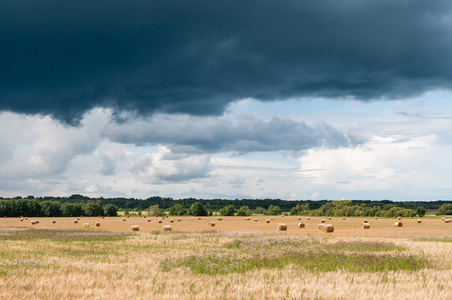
[0,216,450,238]
[1,216,452,299]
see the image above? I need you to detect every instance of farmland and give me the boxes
[1,216,452,299]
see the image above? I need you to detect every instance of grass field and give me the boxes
[1,216,452,299]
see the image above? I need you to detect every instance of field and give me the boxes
[1,216,452,299]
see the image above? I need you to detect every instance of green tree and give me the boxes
[190,202,207,216]
[416,206,426,217]
[40,201,62,217]
[438,203,452,215]
[148,205,166,217]
[169,204,187,216]
[61,203,83,217]
[267,205,282,215]
[254,206,267,215]
[103,204,118,216]
[236,206,252,216]
[83,202,103,217]
[220,204,236,216]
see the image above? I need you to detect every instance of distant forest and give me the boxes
[0,194,451,218]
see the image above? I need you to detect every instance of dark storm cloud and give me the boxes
[1,0,452,122]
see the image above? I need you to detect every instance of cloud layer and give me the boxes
[1,0,452,122]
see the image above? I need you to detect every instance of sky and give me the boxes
[1,0,452,201]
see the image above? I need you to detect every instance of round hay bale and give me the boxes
[298,217,301,220]
[323,224,334,233]
[73,220,78,224]
[210,222,215,226]
[123,218,126,221]
[270,217,275,220]
[363,219,369,223]
[298,222,305,228]
[95,222,100,227]
[442,217,445,221]
[102,216,105,219]
[158,219,163,223]
[217,217,223,221]
[374,217,379,219]
[131,225,139,231]
[306,217,310,220]
[165,215,168,219]
[20,218,24,222]
[163,225,172,231]
[394,221,403,227]
[362,223,370,229]
[320,219,326,223]
[266,219,270,223]
[83,223,90,228]
[245,217,250,221]
[52,220,56,224]
[198,217,201,220]
[397,216,402,220]
[342,217,346,220]
[328,217,332,220]
[25,217,28,220]
[177,218,181,222]
[416,219,422,223]
[278,224,287,231]
[127,216,130,218]
[77,217,80,220]
[170,219,174,223]
[254,218,258,222]
[35,220,39,224]
[445,219,451,223]
[147,218,151,222]
[31,221,36,225]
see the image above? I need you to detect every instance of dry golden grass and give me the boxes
[1,216,452,299]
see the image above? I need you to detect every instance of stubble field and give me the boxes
[1,216,452,299]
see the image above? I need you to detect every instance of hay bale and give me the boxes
[445,219,451,223]
[245,217,250,220]
[198,217,201,220]
[123,218,126,221]
[442,217,445,221]
[374,217,379,219]
[95,222,100,227]
[362,223,370,229]
[270,217,275,220]
[35,220,39,224]
[147,218,151,222]
[266,219,270,223]
[127,216,130,219]
[363,219,369,223]
[102,216,105,219]
[298,217,301,220]
[306,217,310,220]
[278,224,287,231]
[298,222,305,228]
[254,218,258,222]
[77,217,80,220]
[342,217,346,220]
[83,223,90,228]
[177,218,181,222]
[163,225,172,231]
[20,218,24,221]
[323,224,334,233]
[416,219,422,223]
[320,219,326,223]
[170,219,174,223]
[131,225,139,231]
[73,220,78,224]
[397,216,402,220]
[394,221,403,227]
[209,222,215,227]
[158,219,163,223]
[52,220,56,224]
[328,217,332,220]
[31,221,36,225]
[217,217,223,221]
[25,217,28,220]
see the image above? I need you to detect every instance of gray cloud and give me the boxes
[1,0,452,123]
[104,113,351,154]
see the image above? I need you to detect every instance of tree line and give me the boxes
[1,196,452,218]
